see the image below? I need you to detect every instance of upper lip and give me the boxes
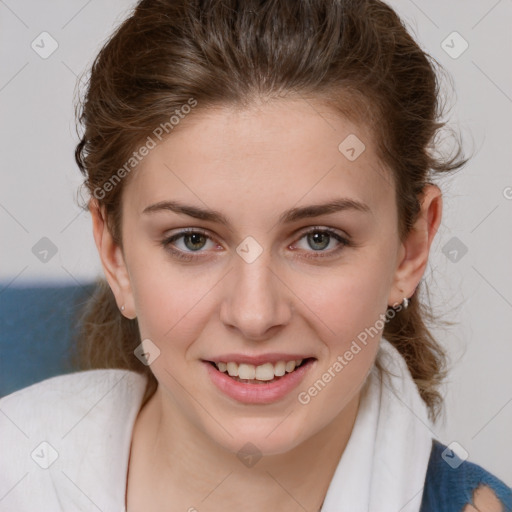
[203,353,316,365]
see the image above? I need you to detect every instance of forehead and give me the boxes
[123,98,395,221]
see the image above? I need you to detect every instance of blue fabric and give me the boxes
[421,439,512,511]
[0,282,95,397]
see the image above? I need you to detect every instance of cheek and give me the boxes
[291,255,391,344]
[293,271,384,418]
[133,276,200,338]
[311,345,377,407]
[128,248,218,358]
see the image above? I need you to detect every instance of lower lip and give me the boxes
[203,359,316,404]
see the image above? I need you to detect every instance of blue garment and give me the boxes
[421,439,512,511]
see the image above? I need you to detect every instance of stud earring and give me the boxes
[402,297,409,309]
[120,305,125,312]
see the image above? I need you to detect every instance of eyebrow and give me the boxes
[142,197,371,226]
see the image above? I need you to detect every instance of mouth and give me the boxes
[202,357,317,404]
[205,357,315,384]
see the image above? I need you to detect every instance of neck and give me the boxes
[126,387,361,512]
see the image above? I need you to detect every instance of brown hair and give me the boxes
[72,0,467,422]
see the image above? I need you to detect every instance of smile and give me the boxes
[210,358,310,383]
[203,358,317,404]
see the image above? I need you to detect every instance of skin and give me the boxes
[463,486,503,512]
[91,97,443,511]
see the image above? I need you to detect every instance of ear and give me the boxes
[387,184,443,307]
[89,198,136,319]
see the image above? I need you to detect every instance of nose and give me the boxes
[219,250,292,340]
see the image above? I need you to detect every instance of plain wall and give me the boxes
[1,0,511,481]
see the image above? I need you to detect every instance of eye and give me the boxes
[161,228,219,261]
[291,227,351,259]
[161,226,352,262]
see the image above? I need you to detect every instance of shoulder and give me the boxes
[0,368,146,414]
[420,439,512,512]
[0,369,147,485]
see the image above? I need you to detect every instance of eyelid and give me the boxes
[294,225,349,240]
[289,226,351,256]
[161,225,351,261]
[163,227,222,249]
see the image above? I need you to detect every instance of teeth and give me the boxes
[238,363,255,380]
[226,362,238,377]
[215,359,305,381]
[255,363,275,381]
[273,361,286,377]
[285,360,296,373]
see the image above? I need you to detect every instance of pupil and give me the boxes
[308,232,329,251]
[185,233,206,251]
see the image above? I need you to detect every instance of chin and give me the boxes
[209,419,307,458]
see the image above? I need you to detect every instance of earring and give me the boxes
[120,304,137,320]
[402,297,409,309]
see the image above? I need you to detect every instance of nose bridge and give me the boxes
[220,241,290,338]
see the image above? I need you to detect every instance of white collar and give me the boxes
[0,368,146,511]
[0,338,433,511]
[320,337,433,512]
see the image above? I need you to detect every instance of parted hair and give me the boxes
[72,0,467,422]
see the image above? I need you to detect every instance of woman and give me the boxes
[0,0,510,511]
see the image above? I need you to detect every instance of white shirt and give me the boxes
[0,338,434,512]
[0,369,146,512]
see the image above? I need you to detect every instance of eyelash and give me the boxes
[161,227,351,262]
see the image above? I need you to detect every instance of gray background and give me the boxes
[1,0,511,481]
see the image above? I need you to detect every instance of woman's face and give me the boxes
[102,98,414,455]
